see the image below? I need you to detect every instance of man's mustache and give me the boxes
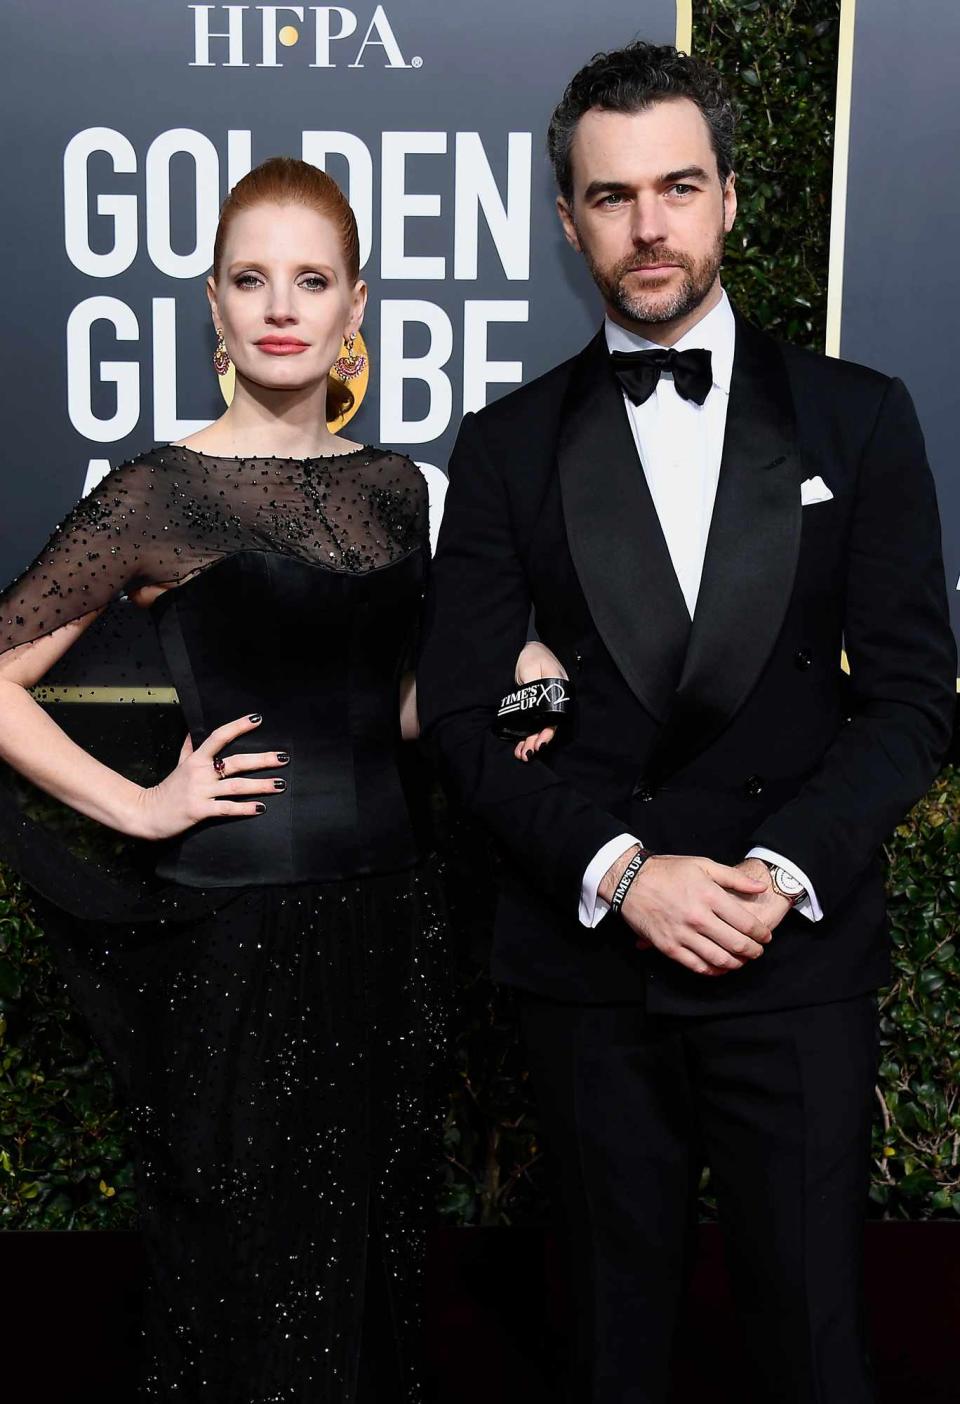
[619,252,692,273]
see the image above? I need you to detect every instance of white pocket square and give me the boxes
[800,475,834,506]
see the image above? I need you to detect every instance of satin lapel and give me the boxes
[558,331,691,723]
[649,314,803,780]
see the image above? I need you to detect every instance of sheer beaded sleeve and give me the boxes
[3,461,145,654]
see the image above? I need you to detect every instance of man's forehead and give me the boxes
[571,100,715,181]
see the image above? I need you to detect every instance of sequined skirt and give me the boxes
[37,862,448,1403]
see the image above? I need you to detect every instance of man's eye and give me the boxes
[600,193,626,206]
[670,184,695,196]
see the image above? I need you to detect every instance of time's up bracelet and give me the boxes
[494,677,574,741]
[610,848,652,915]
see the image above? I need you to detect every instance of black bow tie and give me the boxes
[609,346,713,407]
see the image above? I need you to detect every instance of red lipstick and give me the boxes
[256,336,309,356]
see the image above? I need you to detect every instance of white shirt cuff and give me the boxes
[580,834,642,928]
[746,847,823,922]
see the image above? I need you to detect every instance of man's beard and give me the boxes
[581,226,726,326]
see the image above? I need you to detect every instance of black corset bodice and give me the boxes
[151,548,425,887]
[151,547,426,887]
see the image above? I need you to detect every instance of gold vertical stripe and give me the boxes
[675,0,693,52]
[825,0,857,358]
[30,686,179,704]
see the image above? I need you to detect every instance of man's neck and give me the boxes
[606,279,724,347]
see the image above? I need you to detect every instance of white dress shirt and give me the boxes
[578,289,822,926]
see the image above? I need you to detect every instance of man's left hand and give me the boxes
[733,858,794,931]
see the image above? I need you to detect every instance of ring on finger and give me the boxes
[213,754,227,781]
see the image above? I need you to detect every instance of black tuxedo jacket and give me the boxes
[418,311,956,1015]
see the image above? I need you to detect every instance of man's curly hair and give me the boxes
[547,41,738,201]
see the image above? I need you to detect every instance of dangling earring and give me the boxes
[333,332,366,382]
[213,327,231,376]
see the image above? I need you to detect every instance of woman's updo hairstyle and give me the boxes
[212,156,362,421]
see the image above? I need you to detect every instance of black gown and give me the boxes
[0,444,446,1402]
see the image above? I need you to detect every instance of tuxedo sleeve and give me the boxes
[748,376,956,913]
[417,412,629,910]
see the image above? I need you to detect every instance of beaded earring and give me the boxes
[333,332,366,382]
[213,328,231,376]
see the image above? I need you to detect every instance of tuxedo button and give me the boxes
[794,648,813,670]
[633,781,655,801]
[744,775,764,798]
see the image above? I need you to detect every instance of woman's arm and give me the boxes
[0,613,144,831]
[0,459,287,839]
[508,641,569,762]
[399,671,418,741]
[0,611,281,840]
[399,640,567,747]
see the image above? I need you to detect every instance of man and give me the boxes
[418,41,956,1403]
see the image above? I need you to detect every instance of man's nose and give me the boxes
[629,196,669,247]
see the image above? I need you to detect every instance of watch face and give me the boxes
[772,867,805,897]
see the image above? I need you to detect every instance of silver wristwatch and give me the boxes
[763,862,805,906]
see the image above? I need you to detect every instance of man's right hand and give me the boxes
[599,849,772,976]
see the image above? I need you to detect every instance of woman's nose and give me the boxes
[265,294,297,325]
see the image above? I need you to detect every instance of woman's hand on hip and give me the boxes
[129,714,288,839]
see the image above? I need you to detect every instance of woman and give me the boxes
[0,157,561,1401]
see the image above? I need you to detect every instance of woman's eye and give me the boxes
[299,275,327,291]
[235,273,262,289]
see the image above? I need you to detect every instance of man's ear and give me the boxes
[723,172,737,234]
[556,196,582,253]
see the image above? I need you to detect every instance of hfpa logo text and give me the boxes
[188,5,422,69]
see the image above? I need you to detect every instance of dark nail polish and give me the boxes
[524,749,533,761]
[273,779,286,791]
[249,713,262,723]
[277,752,290,764]
[255,803,266,813]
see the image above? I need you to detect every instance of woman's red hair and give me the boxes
[213,156,361,420]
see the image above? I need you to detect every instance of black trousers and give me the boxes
[520,991,879,1404]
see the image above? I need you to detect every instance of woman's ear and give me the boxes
[349,280,368,338]
[206,275,221,331]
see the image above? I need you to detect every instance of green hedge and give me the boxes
[4,1,959,1229]
[702,0,840,346]
[0,868,136,1227]
[874,774,960,1215]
